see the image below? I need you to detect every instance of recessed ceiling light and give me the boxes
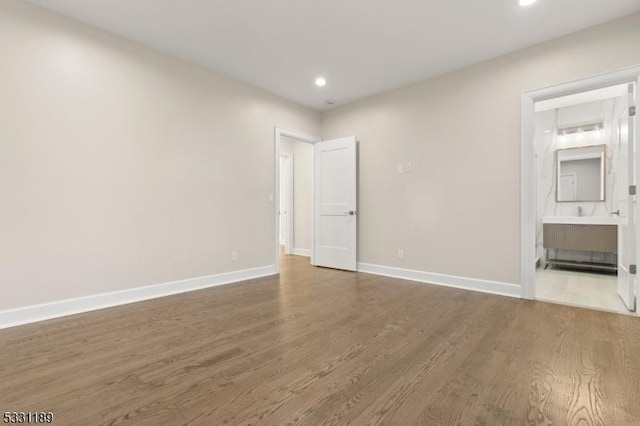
[519,0,537,6]
[315,77,327,87]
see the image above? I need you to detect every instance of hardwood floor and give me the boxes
[1,255,640,425]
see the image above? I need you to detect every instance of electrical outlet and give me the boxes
[397,249,404,259]
[405,162,413,173]
[232,251,238,261]
[397,164,404,174]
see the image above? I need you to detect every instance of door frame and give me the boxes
[520,64,640,316]
[558,172,578,202]
[274,127,321,273]
[279,152,293,254]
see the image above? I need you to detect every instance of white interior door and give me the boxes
[560,173,577,201]
[314,136,357,271]
[617,82,637,311]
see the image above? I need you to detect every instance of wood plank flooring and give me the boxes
[1,254,640,425]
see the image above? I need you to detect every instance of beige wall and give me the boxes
[0,0,320,310]
[280,137,314,252]
[321,13,640,285]
[3,0,640,313]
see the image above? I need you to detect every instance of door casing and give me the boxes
[520,65,640,316]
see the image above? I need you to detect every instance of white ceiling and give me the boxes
[535,84,630,112]
[25,0,640,111]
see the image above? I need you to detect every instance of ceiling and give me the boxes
[25,0,640,111]
[536,84,629,112]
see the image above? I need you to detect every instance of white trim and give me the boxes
[274,127,321,271]
[357,263,520,298]
[521,90,537,300]
[292,248,312,257]
[521,65,640,305]
[0,265,277,330]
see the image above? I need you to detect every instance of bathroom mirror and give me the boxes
[556,145,605,202]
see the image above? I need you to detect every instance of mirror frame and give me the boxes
[555,144,606,202]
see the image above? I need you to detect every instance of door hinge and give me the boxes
[630,264,637,275]
[630,106,636,116]
[631,185,637,196]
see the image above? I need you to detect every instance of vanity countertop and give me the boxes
[542,216,618,225]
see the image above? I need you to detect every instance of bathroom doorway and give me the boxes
[521,66,640,315]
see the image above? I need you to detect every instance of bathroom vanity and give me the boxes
[542,216,618,271]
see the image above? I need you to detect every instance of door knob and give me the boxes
[612,210,620,216]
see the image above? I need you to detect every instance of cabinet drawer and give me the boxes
[543,224,617,253]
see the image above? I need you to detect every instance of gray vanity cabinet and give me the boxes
[543,223,617,271]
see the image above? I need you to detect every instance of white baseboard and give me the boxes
[0,265,277,330]
[292,248,311,257]
[357,263,520,298]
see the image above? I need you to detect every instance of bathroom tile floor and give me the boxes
[536,266,632,314]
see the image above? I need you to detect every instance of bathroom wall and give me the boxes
[535,96,626,263]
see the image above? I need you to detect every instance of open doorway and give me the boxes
[535,85,627,313]
[274,128,359,273]
[521,66,640,316]
[279,136,314,260]
[274,128,320,272]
